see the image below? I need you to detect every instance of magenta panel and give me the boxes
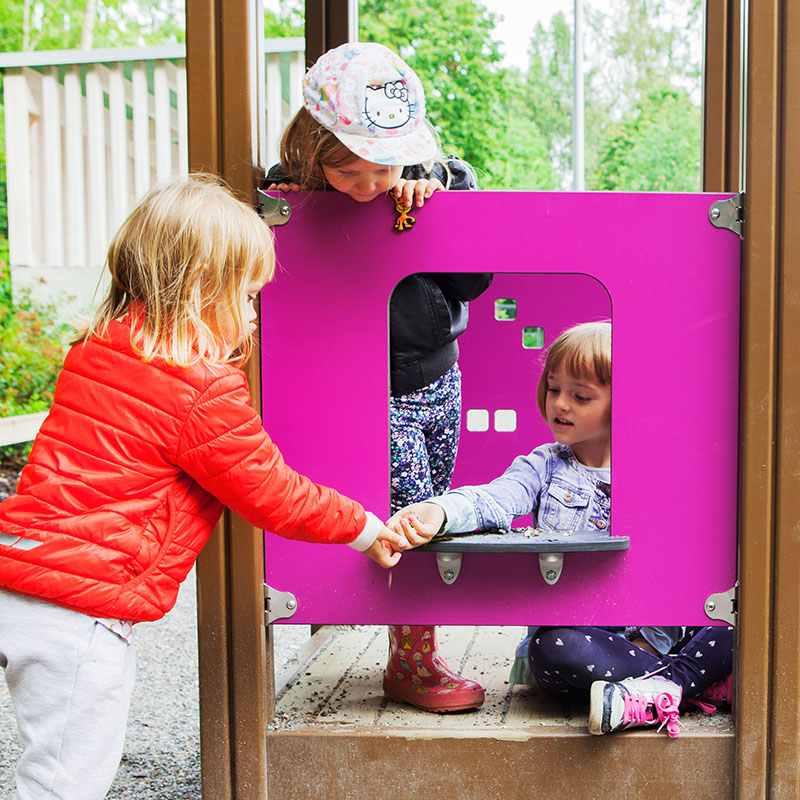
[259,191,740,626]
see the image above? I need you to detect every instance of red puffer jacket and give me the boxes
[0,315,366,621]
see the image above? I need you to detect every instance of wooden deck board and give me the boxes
[272,625,733,733]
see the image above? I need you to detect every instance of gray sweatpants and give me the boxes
[0,589,136,800]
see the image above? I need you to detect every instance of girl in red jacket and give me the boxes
[0,174,406,800]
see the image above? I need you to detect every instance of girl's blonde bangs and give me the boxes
[536,322,612,418]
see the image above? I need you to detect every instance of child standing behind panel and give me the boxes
[0,175,406,800]
[266,42,492,712]
[389,321,733,736]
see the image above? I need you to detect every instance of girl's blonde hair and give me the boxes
[536,321,612,418]
[77,174,275,367]
[278,107,457,188]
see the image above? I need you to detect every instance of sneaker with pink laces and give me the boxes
[684,673,733,714]
[589,676,684,737]
[699,673,732,705]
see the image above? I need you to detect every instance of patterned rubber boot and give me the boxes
[589,675,684,737]
[382,625,485,712]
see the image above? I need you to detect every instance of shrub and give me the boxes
[0,275,71,461]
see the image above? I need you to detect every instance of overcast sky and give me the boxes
[480,0,574,70]
[263,0,604,73]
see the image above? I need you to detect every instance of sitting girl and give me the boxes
[388,320,733,736]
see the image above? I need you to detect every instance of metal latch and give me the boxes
[256,189,292,227]
[264,583,298,624]
[705,584,737,626]
[708,192,744,238]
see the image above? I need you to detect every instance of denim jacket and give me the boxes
[431,443,681,677]
[434,443,610,534]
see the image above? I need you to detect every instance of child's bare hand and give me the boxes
[362,525,407,568]
[386,502,444,548]
[392,178,444,208]
[266,182,303,192]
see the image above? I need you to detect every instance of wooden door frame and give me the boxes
[186,1,799,796]
[186,0,271,798]
[734,1,800,798]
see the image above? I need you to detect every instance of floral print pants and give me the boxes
[389,364,461,513]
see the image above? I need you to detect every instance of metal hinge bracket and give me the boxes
[264,583,298,624]
[256,189,292,227]
[436,552,462,584]
[539,552,564,585]
[704,584,737,626]
[434,551,565,586]
[708,192,744,238]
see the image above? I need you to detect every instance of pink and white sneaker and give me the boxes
[589,675,684,737]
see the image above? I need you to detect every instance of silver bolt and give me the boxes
[710,208,721,220]
[286,598,297,610]
[443,569,455,581]
[280,205,290,216]
[546,569,557,581]
[706,600,716,612]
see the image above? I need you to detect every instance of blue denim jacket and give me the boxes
[435,443,610,534]
[432,443,681,680]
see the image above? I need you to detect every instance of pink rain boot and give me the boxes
[383,625,485,712]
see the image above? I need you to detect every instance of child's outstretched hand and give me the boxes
[386,502,445,548]
[392,178,445,208]
[362,525,408,568]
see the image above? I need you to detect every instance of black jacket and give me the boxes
[264,157,493,395]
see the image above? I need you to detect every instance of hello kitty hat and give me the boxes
[303,42,438,166]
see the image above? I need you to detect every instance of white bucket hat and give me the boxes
[303,42,438,166]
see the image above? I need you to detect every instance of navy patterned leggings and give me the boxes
[528,625,735,701]
[389,364,462,512]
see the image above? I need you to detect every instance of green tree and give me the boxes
[0,0,184,51]
[523,0,702,191]
[359,0,554,188]
[591,85,700,191]
[583,0,702,190]
[264,0,303,38]
[524,12,574,187]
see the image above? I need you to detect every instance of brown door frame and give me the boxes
[186,0,272,798]
[735,1,800,798]
[186,1,798,796]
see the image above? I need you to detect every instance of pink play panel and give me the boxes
[259,191,740,626]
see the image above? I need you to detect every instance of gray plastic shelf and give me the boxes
[414,528,629,586]
[417,528,629,554]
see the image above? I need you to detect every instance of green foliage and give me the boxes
[359,0,555,189]
[0,83,8,274]
[0,288,70,419]
[265,0,303,37]
[524,13,574,184]
[519,0,702,191]
[0,0,184,51]
[591,85,700,191]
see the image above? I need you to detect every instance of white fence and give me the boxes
[0,39,304,446]
[0,38,304,277]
